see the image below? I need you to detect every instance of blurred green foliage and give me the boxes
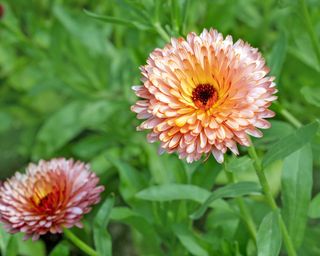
[0,0,320,255]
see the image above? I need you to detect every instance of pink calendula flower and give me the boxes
[0,158,104,240]
[131,28,277,163]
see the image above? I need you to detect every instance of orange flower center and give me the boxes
[192,84,218,110]
[30,176,66,214]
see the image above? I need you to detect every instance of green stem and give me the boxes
[248,142,297,256]
[279,108,302,128]
[274,102,302,128]
[223,164,257,244]
[153,22,171,42]
[299,0,320,66]
[64,229,98,256]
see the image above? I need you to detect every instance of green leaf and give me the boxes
[144,143,185,185]
[0,224,15,256]
[49,242,70,256]
[190,182,261,220]
[136,184,210,202]
[93,196,114,256]
[301,86,320,107]
[173,224,209,256]
[94,196,114,227]
[110,207,162,255]
[254,120,295,148]
[268,31,287,79]
[298,226,320,255]
[5,236,18,256]
[110,207,139,220]
[262,121,319,168]
[83,9,151,30]
[309,193,320,219]
[289,33,320,72]
[257,212,282,256]
[282,144,313,249]
[94,229,111,256]
[16,235,46,256]
[109,158,146,201]
[50,4,112,55]
[34,100,118,156]
[226,156,254,173]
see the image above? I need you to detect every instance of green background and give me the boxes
[0,0,319,255]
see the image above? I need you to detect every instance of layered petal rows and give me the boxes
[131,28,277,163]
[0,158,104,240]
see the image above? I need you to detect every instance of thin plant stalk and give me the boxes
[248,141,297,256]
[153,22,171,42]
[64,229,98,256]
[274,102,302,128]
[223,164,257,244]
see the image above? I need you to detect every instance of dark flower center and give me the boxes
[38,192,55,209]
[192,84,218,110]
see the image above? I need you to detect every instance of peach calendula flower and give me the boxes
[0,158,104,240]
[131,28,277,163]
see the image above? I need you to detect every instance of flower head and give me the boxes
[0,158,104,240]
[131,28,277,163]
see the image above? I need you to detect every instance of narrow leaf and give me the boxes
[173,225,208,256]
[136,184,210,202]
[34,100,118,156]
[49,242,70,256]
[5,236,18,256]
[282,144,313,249]
[301,86,320,107]
[0,224,13,256]
[268,31,287,79]
[190,182,261,220]
[309,193,320,219]
[83,9,150,30]
[110,158,146,201]
[94,196,114,227]
[262,121,319,168]
[16,236,46,256]
[257,212,282,256]
[93,196,114,256]
[110,207,162,255]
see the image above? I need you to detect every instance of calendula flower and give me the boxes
[0,158,104,240]
[131,28,277,163]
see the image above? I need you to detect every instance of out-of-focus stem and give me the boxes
[223,164,257,244]
[274,102,302,128]
[153,22,171,42]
[279,108,302,128]
[248,142,297,256]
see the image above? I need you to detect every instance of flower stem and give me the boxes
[299,0,320,66]
[153,22,171,42]
[274,102,302,128]
[223,164,257,244]
[248,142,297,256]
[279,108,302,128]
[64,229,97,256]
